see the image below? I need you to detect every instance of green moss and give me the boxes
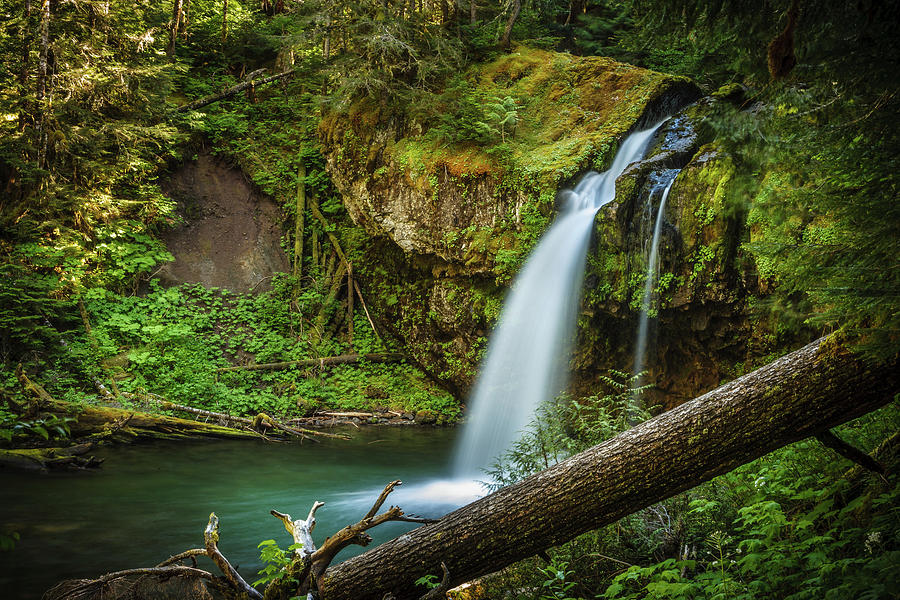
[322,48,691,281]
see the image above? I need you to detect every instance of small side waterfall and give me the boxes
[631,172,677,398]
[452,122,664,478]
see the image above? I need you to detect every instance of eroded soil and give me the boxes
[157,154,289,292]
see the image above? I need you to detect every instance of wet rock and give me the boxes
[414,410,437,425]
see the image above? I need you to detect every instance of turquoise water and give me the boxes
[0,427,470,599]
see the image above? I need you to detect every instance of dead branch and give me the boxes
[817,429,888,481]
[268,480,442,596]
[204,512,263,600]
[364,479,402,519]
[354,279,382,341]
[156,548,207,568]
[271,500,325,554]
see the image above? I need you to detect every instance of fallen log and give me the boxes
[39,399,258,442]
[318,411,375,419]
[317,335,899,600]
[0,445,103,471]
[157,401,350,440]
[213,352,403,373]
[171,68,296,113]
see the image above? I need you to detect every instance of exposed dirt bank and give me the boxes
[157,153,289,292]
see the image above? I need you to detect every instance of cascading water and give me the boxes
[452,122,665,478]
[631,171,678,401]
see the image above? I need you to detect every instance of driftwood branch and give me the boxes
[172,69,296,113]
[204,513,263,600]
[45,515,260,600]
[267,481,441,596]
[271,500,325,554]
[214,352,403,373]
[156,548,207,568]
[364,479,402,519]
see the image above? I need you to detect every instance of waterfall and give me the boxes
[631,172,677,405]
[452,122,664,478]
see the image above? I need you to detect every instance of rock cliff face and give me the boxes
[584,99,756,407]
[321,48,754,406]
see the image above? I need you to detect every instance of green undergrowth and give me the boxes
[481,382,900,600]
[2,278,457,425]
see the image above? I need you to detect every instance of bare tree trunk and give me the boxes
[221,0,228,43]
[169,0,184,57]
[182,0,190,40]
[318,336,899,600]
[18,0,32,131]
[469,0,476,25]
[323,14,331,59]
[293,163,306,280]
[499,0,521,49]
[36,0,50,169]
[347,262,354,344]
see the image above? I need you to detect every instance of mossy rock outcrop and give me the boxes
[579,100,757,406]
[322,48,700,395]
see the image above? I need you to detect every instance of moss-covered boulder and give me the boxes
[579,119,755,406]
[321,48,698,276]
[322,48,700,395]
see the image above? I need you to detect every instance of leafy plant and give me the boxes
[253,539,304,589]
[0,414,75,442]
[414,572,440,590]
[539,557,580,600]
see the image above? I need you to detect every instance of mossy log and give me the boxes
[318,336,898,600]
[0,444,102,471]
[158,401,350,440]
[41,399,258,442]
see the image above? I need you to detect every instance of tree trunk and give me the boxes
[498,0,521,49]
[169,0,184,57]
[36,0,50,169]
[182,0,190,39]
[293,162,306,280]
[323,14,331,60]
[319,336,898,600]
[347,262,354,345]
[18,0,32,131]
[221,0,227,44]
